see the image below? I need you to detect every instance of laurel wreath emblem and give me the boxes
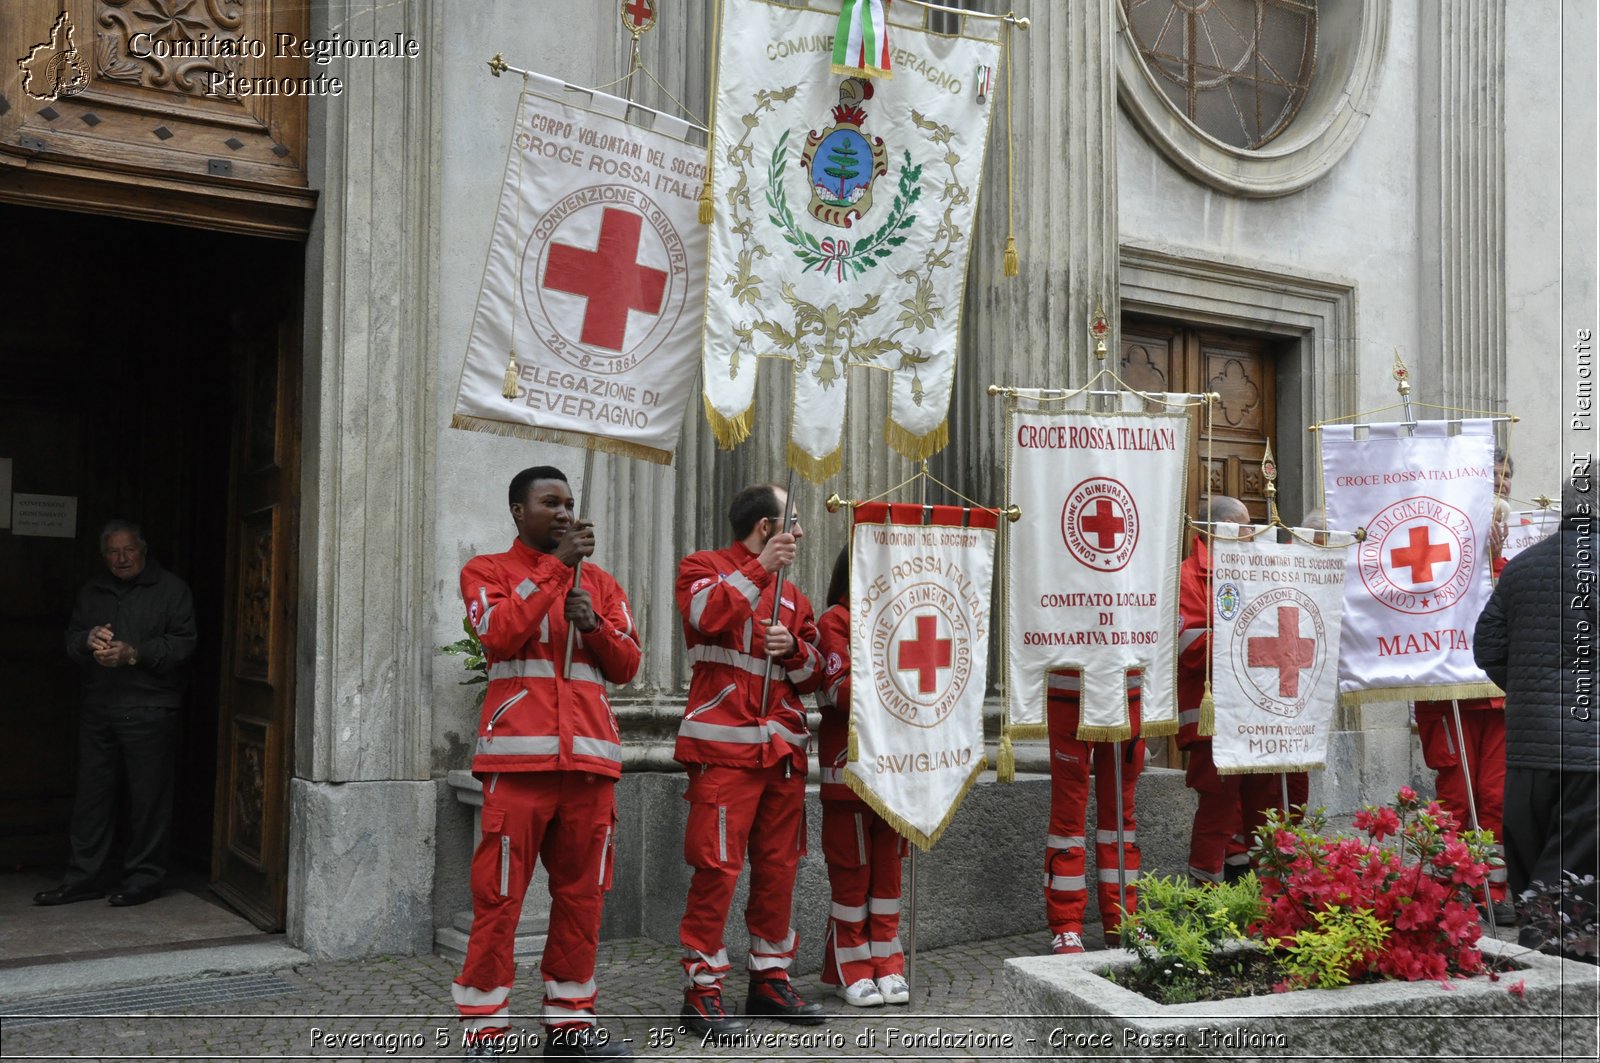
[766,129,921,280]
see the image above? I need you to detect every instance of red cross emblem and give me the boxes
[542,207,668,352]
[897,613,953,695]
[1079,499,1126,550]
[1388,525,1452,585]
[622,0,657,33]
[1247,605,1317,698]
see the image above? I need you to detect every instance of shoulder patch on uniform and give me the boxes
[825,651,843,676]
[690,576,716,594]
[467,599,482,625]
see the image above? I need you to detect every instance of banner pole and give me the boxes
[562,447,598,678]
[1280,772,1290,816]
[1112,741,1126,944]
[1448,698,1499,930]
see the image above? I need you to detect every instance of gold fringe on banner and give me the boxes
[1142,718,1178,739]
[883,417,949,463]
[995,732,1016,784]
[449,414,674,465]
[703,395,754,450]
[1217,762,1323,777]
[1005,722,1049,741]
[1075,723,1134,744]
[786,442,843,484]
[846,721,858,765]
[844,757,987,853]
[1198,681,1216,736]
[1340,682,1504,707]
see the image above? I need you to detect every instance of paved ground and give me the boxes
[0,929,1062,1062]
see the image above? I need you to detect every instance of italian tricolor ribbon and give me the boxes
[832,0,893,79]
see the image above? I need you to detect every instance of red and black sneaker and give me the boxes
[745,977,826,1025]
[680,987,747,1040]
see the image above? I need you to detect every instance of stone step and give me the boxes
[434,925,548,965]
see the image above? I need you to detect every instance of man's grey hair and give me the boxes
[99,519,146,552]
[1202,495,1250,525]
[1563,475,1595,519]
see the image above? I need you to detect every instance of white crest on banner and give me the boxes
[701,0,1000,481]
[1004,392,1192,741]
[847,505,994,849]
[452,73,706,464]
[1208,524,1352,774]
[1320,419,1502,703]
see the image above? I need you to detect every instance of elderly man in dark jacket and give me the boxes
[34,520,197,908]
[1473,476,1599,914]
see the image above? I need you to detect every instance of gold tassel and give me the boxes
[847,725,859,764]
[1003,234,1019,277]
[1199,680,1216,737]
[996,732,1016,784]
[698,176,713,225]
[501,351,519,400]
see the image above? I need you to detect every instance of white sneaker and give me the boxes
[1051,930,1085,955]
[876,973,910,1005]
[837,978,883,1007]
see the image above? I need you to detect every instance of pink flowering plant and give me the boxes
[1252,786,1500,988]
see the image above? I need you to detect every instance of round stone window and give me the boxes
[1123,0,1317,150]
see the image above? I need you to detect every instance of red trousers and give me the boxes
[452,772,616,1036]
[1416,705,1507,900]
[1184,740,1307,880]
[679,762,806,989]
[1045,700,1142,939]
[820,801,907,988]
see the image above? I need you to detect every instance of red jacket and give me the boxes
[815,601,859,803]
[1176,535,1211,746]
[674,543,822,770]
[462,539,641,779]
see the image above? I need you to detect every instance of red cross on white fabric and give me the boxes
[624,0,654,30]
[543,207,667,352]
[1389,525,1452,585]
[1079,499,1125,550]
[897,614,953,695]
[1247,606,1317,698]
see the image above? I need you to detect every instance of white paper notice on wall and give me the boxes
[0,459,10,530]
[13,493,76,538]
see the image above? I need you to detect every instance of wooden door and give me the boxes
[211,257,300,930]
[1120,319,1278,525]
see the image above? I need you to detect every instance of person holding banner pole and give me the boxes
[450,467,641,1059]
[673,483,827,1035]
[815,548,910,1008]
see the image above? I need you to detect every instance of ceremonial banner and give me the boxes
[1208,525,1352,774]
[1320,420,1500,703]
[1502,509,1561,562]
[848,503,994,850]
[453,73,706,464]
[703,0,1000,480]
[1005,395,1190,740]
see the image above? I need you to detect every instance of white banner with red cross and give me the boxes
[1208,525,1352,774]
[1320,419,1502,703]
[701,0,1000,481]
[847,503,994,850]
[1004,395,1191,741]
[1501,508,1561,563]
[453,73,706,464]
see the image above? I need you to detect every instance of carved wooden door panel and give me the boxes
[1121,320,1278,526]
[211,260,299,930]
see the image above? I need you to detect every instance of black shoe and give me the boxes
[33,883,105,906]
[745,978,826,1025]
[107,885,161,907]
[679,988,747,1040]
[544,1025,631,1057]
[462,1033,508,1059]
[1480,899,1516,925]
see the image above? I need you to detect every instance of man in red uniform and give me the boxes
[816,548,909,1007]
[1044,678,1143,952]
[1176,497,1311,886]
[1414,450,1514,920]
[451,466,641,1060]
[674,483,826,1036]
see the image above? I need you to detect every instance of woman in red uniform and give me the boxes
[814,548,910,1008]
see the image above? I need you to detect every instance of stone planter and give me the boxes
[1002,939,1598,1062]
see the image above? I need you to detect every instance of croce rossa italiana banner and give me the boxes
[1006,395,1190,740]
[848,503,994,849]
[1321,419,1500,703]
[453,72,706,463]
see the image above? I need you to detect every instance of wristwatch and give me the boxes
[128,649,139,667]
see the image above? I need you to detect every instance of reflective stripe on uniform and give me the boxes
[831,901,868,921]
[540,1005,596,1025]
[1047,834,1085,850]
[833,942,871,963]
[688,643,769,678]
[1047,873,1086,891]
[476,735,561,757]
[1099,868,1140,884]
[679,719,807,747]
[1097,830,1136,845]
[821,766,846,785]
[1178,708,1200,726]
[867,896,901,915]
[488,659,606,686]
[870,940,903,957]
[515,578,537,600]
[452,984,511,1009]
[1177,628,1205,653]
[543,978,597,1000]
[573,736,623,761]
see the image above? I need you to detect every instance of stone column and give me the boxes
[288,0,442,959]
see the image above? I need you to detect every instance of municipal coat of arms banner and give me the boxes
[1004,394,1191,741]
[1208,524,1352,774]
[1320,419,1501,703]
[848,503,994,849]
[702,0,1000,480]
[453,73,706,464]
